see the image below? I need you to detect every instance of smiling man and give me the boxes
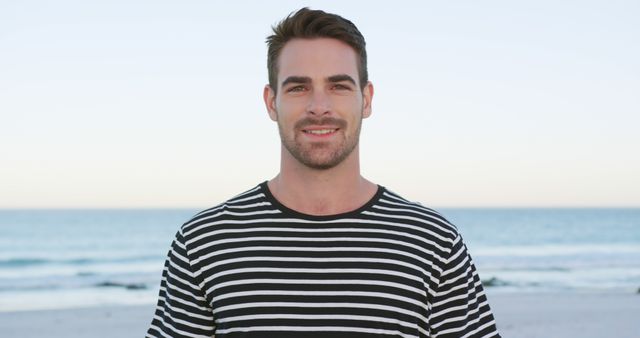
[147,8,500,338]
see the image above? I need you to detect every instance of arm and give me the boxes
[146,228,216,338]
[428,235,500,338]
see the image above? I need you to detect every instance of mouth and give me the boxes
[302,128,339,135]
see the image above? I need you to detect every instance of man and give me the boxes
[147,8,500,338]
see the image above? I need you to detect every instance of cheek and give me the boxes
[335,95,363,110]
[277,98,306,116]
[341,101,365,120]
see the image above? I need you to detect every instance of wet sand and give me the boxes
[1,291,638,338]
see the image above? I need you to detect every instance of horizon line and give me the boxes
[1,206,639,210]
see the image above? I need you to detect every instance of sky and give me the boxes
[1,0,639,208]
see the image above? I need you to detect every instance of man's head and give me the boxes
[263,8,373,171]
[266,7,368,93]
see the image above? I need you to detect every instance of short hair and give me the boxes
[266,7,368,93]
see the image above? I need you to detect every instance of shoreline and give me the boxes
[1,291,638,338]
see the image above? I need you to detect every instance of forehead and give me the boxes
[277,38,359,85]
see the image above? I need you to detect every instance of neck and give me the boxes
[268,146,377,216]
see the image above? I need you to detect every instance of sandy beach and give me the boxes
[489,291,640,338]
[1,291,638,338]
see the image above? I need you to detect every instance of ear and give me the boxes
[263,85,278,121]
[361,81,374,119]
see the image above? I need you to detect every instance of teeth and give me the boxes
[306,129,336,135]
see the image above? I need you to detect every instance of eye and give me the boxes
[287,85,307,93]
[332,83,352,91]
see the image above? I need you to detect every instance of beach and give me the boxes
[2,209,639,337]
[1,291,638,338]
[489,291,640,338]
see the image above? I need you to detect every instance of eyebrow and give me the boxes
[280,74,357,88]
[327,74,356,85]
[281,76,311,88]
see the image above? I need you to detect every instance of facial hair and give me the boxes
[277,115,363,170]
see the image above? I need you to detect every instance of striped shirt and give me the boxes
[147,182,500,338]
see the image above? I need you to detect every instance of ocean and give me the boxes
[1,208,638,312]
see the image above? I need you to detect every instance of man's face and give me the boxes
[264,38,373,170]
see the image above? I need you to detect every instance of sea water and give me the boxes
[0,208,638,311]
[0,209,191,311]
[446,208,640,293]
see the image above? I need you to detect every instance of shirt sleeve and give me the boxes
[147,228,216,338]
[428,234,500,338]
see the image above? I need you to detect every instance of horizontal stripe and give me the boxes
[218,314,428,335]
[162,277,207,304]
[200,255,429,280]
[189,235,448,265]
[152,315,212,338]
[193,245,442,280]
[211,290,428,311]
[215,325,419,338]
[436,308,496,336]
[159,290,210,313]
[146,182,499,338]
[156,302,212,322]
[207,278,426,297]
[227,192,265,204]
[205,267,425,286]
[362,211,455,243]
[214,301,428,325]
[186,218,453,253]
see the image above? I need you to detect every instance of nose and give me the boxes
[306,89,331,116]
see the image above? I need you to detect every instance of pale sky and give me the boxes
[1,0,639,208]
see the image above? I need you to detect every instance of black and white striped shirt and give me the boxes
[147,182,500,338]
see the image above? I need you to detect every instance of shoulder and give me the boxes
[372,186,461,244]
[178,182,278,239]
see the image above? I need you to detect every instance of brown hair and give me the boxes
[266,7,368,93]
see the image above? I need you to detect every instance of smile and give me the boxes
[303,129,338,135]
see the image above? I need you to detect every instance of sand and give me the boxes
[1,291,638,338]
[490,291,639,338]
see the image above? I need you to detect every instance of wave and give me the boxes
[0,255,162,268]
[473,244,640,257]
[489,266,572,272]
[0,274,157,292]
[482,277,511,287]
[94,281,148,290]
[0,281,151,292]
[0,258,49,267]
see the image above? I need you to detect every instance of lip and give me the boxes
[301,125,340,131]
[301,126,340,137]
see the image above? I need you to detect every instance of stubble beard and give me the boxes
[278,115,363,171]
